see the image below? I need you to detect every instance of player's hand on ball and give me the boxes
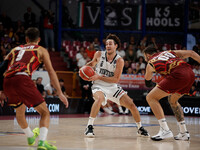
[89,73,99,81]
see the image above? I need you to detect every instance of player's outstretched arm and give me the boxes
[174,50,200,63]
[40,47,68,108]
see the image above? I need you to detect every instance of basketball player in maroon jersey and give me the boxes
[143,46,200,141]
[0,27,68,150]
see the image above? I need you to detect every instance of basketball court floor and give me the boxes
[0,114,199,150]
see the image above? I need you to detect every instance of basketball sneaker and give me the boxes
[27,127,40,146]
[37,140,57,150]
[85,125,95,138]
[151,128,173,141]
[137,127,150,137]
[174,131,190,141]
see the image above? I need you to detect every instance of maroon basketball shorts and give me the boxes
[157,65,195,95]
[3,75,45,108]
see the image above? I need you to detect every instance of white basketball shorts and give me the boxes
[91,84,127,106]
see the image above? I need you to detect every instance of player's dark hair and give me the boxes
[106,34,121,49]
[143,46,157,55]
[25,27,40,42]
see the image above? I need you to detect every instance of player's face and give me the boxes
[105,39,117,54]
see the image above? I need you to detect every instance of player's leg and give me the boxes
[15,103,40,146]
[146,86,173,141]
[120,94,149,137]
[85,91,105,137]
[168,94,190,141]
[34,102,57,150]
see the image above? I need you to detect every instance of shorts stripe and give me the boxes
[115,89,122,98]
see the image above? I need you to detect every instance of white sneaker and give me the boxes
[103,107,115,115]
[151,128,173,141]
[174,131,190,141]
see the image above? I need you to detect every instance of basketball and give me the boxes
[79,66,95,81]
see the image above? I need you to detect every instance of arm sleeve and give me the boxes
[145,79,156,88]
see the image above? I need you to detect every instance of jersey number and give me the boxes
[157,52,175,61]
[16,50,25,61]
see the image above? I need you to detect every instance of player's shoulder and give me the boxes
[38,46,48,54]
[94,51,102,58]
[116,57,124,64]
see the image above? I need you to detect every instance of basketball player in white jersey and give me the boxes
[82,34,149,137]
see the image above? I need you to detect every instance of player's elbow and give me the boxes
[113,77,120,83]
[190,50,196,58]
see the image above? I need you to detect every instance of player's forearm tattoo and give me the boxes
[168,96,184,122]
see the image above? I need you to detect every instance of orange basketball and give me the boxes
[79,66,95,81]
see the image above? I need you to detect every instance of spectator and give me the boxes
[127,67,133,74]
[128,35,137,51]
[0,12,12,30]
[100,38,106,51]
[36,77,46,98]
[193,64,200,76]
[8,27,14,39]
[122,60,130,74]
[44,82,56,98]
[78,52,90,68]
[59,79,69,98]
[78,77,94,114]
[136,56,146,74]
[43,10,55,51]
[15,25,25,44]
[93,37,100,51]
[139,36,148,50]
[117,47,125,59]
[148,37,158,50]
[85,43,96,60]
[76,47,84,62]
[24,7,36,29]
[189,85,198,96]
[125,45,137,63]
[136,46,145,59]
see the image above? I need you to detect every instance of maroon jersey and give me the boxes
[4,44,41,77]
[148,50,188,76]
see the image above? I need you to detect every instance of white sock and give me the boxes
[22,127,34,137]
[158,118,169,131]
[136,122,142,129]
[87,117,95,126]
[118,106,123,112]
[178,120,187,133]
[39,127,48,141]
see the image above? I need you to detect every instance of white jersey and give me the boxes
[93,51,121,87]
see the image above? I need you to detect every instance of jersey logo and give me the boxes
[99,68,114,77]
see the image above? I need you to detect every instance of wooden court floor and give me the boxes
[0,114,199,150]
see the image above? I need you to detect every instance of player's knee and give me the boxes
[146,94,151,103]
[127,101,136,110]
[95,97,104,106]
[39,108,50,118]
[168,99,177,107]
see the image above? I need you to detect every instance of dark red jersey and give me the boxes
[4,44,42,77]
[148,50,188,76]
